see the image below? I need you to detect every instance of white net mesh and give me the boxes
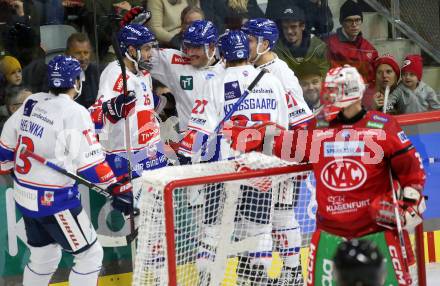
[133,152,315,286]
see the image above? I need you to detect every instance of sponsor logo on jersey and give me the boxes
[171,54,190,65]
[112,74,129,93]
[366,121,384,129]
[316,120,329,128]
[397,131,409,144]
[252,87,273,93]
[289,108,305,117]
[23,99,38,117]
[41,191,54,206]
[205,72,215,80]
[32,112,54,125]
[19,119,44,138]
[224,81,241,101]
[324,141,365,157]
[320,159,367,191]
[372,114,388,123]
[190,117,207,125]
[180,76,193,90]
[326,195,370,214]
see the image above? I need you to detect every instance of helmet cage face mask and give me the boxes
[319,66,365,121]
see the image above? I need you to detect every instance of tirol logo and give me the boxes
[321,159,367,191]
[180,76,193,90]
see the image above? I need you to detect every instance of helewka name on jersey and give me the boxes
[223,81,277,114]
[20,99,46,138]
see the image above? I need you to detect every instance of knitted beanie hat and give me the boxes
[374,54,400,79]
[339,0,363,24]
[401,54,423,81]
[0,56,21,76]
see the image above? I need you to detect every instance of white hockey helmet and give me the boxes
[320,65,366,121]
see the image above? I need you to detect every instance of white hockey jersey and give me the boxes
[150,49,224,131]
[256,56,314,127]
[91,61,165,178]
[181,65,289,158]
[0,93,113,217]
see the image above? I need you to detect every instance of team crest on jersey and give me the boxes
[141,82,147,91]
[205,72,215,80]
[224,81,241,101]
[23,99,38,117]
[41,191,54,206]
[113,74,130,93]
[320,159,367,191]
[180,76,193,90]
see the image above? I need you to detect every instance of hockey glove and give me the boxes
[108,175,134,215]
[222,121,284,153]
[102,92,136,123]
[370,187,426,230]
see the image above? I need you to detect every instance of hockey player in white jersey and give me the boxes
[149,20,224,133]
[0,55,133,286]
[242,18,312,285]
[90,24,166,205]
[179,30,289,285]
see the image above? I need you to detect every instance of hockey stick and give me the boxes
[111,32,138,261]
[388,169,413,285]
[188,68,268,163]
[214,68,268,134]
[22,149,138,247]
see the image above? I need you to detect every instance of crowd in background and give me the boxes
[0,0,439,133]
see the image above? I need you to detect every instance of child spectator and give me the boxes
[385,55,440,114]
[0,55,22,87]
[0,85,31,131]
[0,55,23,116]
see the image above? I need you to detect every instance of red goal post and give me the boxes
[133,152,426,286]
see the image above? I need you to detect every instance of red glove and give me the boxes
[120,6,152,27]
[222,121,285,153]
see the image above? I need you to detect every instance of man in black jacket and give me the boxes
[65,32,99,109]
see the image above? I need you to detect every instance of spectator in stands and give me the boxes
[365,54,400,111]
[266,0,333,38]
[0,55,23,128]
[147,0,199,47]
[296,61,324,112]
[384,55,440,114]
[327,0,378,84]
[201,0,264,32]
[0,85,31,131]
[273,4,329,78]
[65,32,99,108]
[169,6,204,50]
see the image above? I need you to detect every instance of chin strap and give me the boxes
[250,36,270,65]
[125,50,140,74]
[73,79,83,100]
[203,43,216,68]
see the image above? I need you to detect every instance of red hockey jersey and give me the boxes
[275,109,425,237]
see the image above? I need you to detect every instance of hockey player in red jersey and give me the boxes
[224,65,426,285]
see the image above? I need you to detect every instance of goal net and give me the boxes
[132,152,425,286]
